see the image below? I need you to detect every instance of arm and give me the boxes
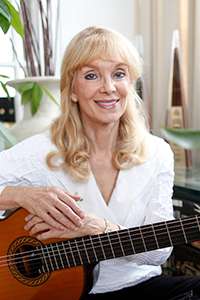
[0,139,85,230]
[24,212,120,240]
[0,185,85,230]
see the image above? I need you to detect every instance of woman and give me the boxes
[0,26,200,300]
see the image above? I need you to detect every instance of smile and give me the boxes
[94,99,120,109]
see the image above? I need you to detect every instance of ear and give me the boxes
[71,93,78,103]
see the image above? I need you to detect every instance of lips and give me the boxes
[94,99,119,109]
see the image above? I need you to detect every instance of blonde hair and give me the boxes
[47,26,150,181]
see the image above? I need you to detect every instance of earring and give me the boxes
[71,94,78,103]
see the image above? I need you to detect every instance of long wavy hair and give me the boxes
[47,26,150,181]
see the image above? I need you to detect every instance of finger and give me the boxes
[36,229,57,240]
[24,214,34,222]
[29,222,50,236]
[67,192,83,201]
[31,203,73,231]
[53,202,84,227]
[24,215,43,231]
[48,206,81,230]
[36,227,76,240]
[57,190,85,218]
[36,208,66,230]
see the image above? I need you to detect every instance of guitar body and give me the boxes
[0,209,85,300]
[1,207,199,300]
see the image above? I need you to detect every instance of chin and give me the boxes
[98,116,121,125]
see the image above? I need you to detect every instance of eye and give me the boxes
[113,70,126,80]
[84,72,98,80]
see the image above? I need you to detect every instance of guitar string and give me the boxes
[0,218,199,268]
[0,228,199,271]
[0,217,199,265]
[0,219,196,259]
[0,223,199,273]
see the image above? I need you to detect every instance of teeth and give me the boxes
[95,99,118,103]
[95,99,119,109]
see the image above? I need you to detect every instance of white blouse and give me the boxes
[0,131,174,294]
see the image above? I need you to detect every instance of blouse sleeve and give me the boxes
[0,136,49,192]
[125,140,175,266]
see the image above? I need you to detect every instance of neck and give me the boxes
[83,121,119,154]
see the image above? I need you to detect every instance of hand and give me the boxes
[12,186,85,230]
[24,213,118,240]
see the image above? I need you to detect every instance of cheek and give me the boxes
[78,89,95,103]
[119,82,131,98]
[74,82,97,101]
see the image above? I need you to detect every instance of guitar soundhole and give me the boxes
[15,244,43,278]
[7,236,50,287]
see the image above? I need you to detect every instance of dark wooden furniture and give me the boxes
[164,167,200,276]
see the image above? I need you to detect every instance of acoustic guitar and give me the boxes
[1,208,200,300]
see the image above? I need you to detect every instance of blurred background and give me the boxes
[1,0,200,277]
[1,0,200,165]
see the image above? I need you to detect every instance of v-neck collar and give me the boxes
[90,169,121,207]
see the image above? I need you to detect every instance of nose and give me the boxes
[100,76,116,94]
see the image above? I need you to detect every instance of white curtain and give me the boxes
[134,0,181,133]
[134,0,200,165]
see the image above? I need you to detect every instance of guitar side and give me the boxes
[0,208,85,300]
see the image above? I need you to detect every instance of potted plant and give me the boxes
[5,0,61,142]
[0,0,24,150]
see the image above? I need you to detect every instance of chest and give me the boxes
[90,160,119,204]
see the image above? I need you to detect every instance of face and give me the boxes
[72,58,132,127]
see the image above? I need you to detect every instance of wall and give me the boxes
[59,0,136,70]
[53,0,200,145]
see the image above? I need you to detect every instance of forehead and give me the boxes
[79,58,129,70]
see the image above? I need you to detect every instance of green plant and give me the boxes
[0,1,24,150]
[0,1,60,149]
[0,0,24,36]
[0,0,24,98]
[0,74,10,98]
[14,81,59,115]
[161,128,200,150]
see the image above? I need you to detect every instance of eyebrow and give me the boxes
[80,62,129,70]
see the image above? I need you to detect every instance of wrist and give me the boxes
[0,186,20,209]
[103,218,120,233]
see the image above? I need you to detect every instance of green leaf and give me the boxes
[0,0,11,20]
[15,82,43,115]
[31,83,43,115]
[161,128,200,149]
[41,85,59,106]
[3,0,24,37]
[21,88,33,105]
[0,0,11,33]
[0,0,11,29]
[0,15,10,33]
[15,82,34,94]
[0,81,10,99]
[0,74,9,79]
[0,122,17,149]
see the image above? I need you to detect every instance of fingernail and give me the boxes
[77,221,82,227]
[80,212,85,218]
